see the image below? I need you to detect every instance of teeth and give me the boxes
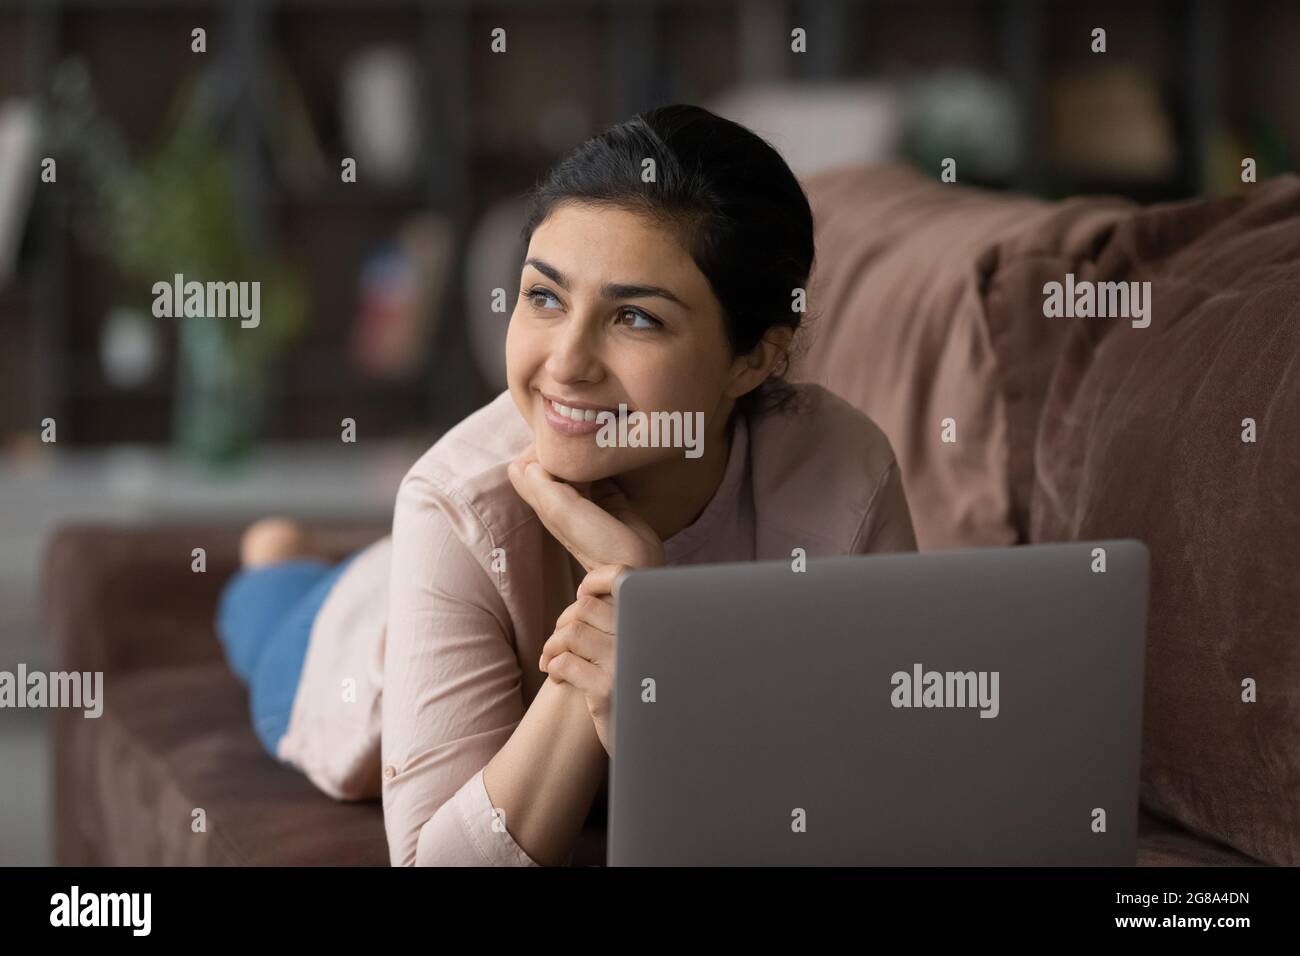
[550,399,607,423]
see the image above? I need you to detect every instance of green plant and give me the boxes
[48,58,304,359]
[46,58,306,461]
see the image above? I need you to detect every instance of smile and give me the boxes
[540,393,626,436]
[549,398,608,422]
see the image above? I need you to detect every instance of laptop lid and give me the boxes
[608,540,1149,865]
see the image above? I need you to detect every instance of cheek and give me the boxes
[504,310,527,378]
[505,312,546,377]
[626,340,729,413]
[505,314,541,423]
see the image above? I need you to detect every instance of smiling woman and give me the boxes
[212,103,918,868]
[507,203,746,505]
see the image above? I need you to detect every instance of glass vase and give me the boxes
[172,316,266,468]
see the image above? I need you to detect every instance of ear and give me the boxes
[725,325,795,400]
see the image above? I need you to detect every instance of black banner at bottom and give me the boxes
[0,864,1286,942]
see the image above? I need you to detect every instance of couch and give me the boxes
[47,165,1298,866]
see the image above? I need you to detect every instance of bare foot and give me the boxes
[240,518,323,568]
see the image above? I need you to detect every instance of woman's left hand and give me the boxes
[539,563,630,757]
[507,444,664,574]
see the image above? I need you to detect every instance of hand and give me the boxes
[539,564,631,756]
[507,444,664,573]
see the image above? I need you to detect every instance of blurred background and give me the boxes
[0,0,1296,864]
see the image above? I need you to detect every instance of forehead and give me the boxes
[527,203,710,303]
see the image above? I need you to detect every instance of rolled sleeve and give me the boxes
[411,767,540,867]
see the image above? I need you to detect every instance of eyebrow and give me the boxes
[524,257,689,309]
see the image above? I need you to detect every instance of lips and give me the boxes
[539,392,624,436]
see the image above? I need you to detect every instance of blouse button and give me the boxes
[383,765,396,779]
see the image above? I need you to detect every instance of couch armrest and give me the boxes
[41,521,387,676]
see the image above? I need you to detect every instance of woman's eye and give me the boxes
[524,288,560,310]
[619,309,660,330]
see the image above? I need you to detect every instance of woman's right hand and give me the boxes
[507,444,664,573]
[539,563,629,757]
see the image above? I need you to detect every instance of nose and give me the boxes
[544,311,604,385]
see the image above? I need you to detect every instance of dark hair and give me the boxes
[518,103,816,423]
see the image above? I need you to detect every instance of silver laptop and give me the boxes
[608,540,1149,866]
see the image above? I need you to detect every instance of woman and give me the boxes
[216,103,917,867]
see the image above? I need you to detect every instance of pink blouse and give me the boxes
[275,383,917,865]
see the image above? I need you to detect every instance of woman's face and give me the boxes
[506,202,744,484]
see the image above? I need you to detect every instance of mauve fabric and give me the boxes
[42,522,388,866]
[44,523,1264,867]
[76,665,390,865]
[797,163,1134,548]
[977,195,1139,537]
[1030,175,1300,865]
[283,382,918,866]
[1135,810,1265,866]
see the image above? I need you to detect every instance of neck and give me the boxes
[613,410,736,542]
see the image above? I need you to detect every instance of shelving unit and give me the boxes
[2,0,1288,447]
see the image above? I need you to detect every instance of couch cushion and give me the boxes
[70,663,389,865]
[1136,810,1264,866]
[978,198,1140,537]
[799,164,1132,549]
[43,522,390,677]
[65,661,1259,866]
[1030,175,1300,866]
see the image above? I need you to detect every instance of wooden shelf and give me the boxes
[7,0,1290,447]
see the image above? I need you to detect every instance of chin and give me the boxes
[538,440,680,486]
[535,446,620,484]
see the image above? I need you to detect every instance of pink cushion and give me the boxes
[1031,175,1300,865]
[799,164,1132,549]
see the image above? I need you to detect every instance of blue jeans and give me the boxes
[216,555,357,760]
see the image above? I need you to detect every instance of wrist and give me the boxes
[638,546,665,569]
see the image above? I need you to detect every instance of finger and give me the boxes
[524,448,594,498]
[554,592,615,634]
[506,459,539,512]
[512,461,616,555]
[507,453,549,513]
[578,563,634,599]
[545,650,608,697]
[508,461,581,552]
[523,462,586,514]
[540,620,613,671]
[507,445,539,482]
